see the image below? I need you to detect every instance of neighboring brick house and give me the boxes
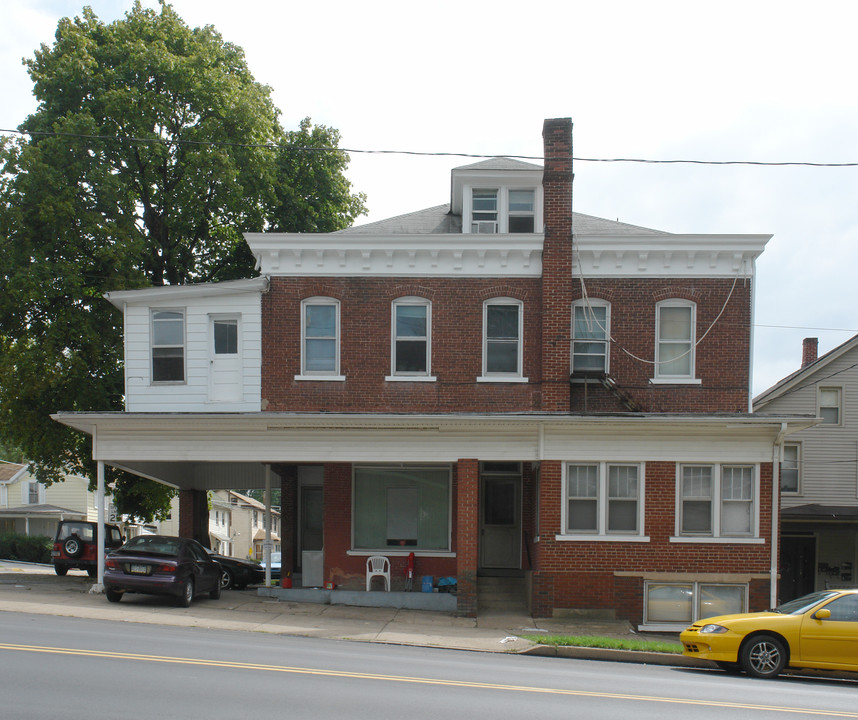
[55,118,813,629]
[754,336,858,601]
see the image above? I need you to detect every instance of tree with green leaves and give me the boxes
[0,1,366,522]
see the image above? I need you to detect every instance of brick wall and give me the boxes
[569,278,753,413]
[532,460,775,620]
[262,277,543,413]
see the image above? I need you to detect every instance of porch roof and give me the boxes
[51,411,817,492]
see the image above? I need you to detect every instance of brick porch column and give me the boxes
[178,489,209,547]
[277,464,298,580]
[456,458,479,616]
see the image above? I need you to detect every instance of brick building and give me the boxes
[55,118,813,629]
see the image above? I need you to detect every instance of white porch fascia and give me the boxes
[51,411,817,492]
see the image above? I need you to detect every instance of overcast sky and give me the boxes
[3,0,857,397]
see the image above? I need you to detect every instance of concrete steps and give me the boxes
[477,575,528,613]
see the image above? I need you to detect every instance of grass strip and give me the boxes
[520,634,683,654]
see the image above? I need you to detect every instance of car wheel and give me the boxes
[220,568,233,590]
[177,578,194,608]
[54,564,68,576]
[210,577,222,600]
[105,589,123,603]
[741,634,787,678]
[64,535,84,559]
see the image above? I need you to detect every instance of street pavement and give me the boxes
[0,559,695,667]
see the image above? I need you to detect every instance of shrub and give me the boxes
[0,533,53,563]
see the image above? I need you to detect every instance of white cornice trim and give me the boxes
[572,234,771,278]
[245,233,544,277]
[104,277,269,308]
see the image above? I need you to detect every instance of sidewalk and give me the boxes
[0,560,695,667]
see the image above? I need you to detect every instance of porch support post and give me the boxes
[278,465,298,583]
[96,460,105,588]
[456,459,479,617]
[264,465,273,587]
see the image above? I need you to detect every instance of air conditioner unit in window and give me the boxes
[472,221,498,233]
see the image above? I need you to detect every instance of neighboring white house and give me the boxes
[754,337,857,601]
[210,490,280,559]
[0,461,180,540]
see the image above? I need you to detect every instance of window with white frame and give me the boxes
[507,189,535,233]
[391,297,431,377]
[471,189,498,233]
[352,466,451,551]
[26,482,41,505]
[655,300,695,380]
[644,581,747,626]
[781,443,800,494]
[678,464,756,538]
[213,318,238,355]
[564,462,644,537]
[483,298,523,378]
[818,387,842,425]
[301,297,340,377]
[151,309,185,383]
[572,301,610,373]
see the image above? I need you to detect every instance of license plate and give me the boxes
[130,564,149,575]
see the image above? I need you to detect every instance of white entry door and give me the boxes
[209,317,241,402]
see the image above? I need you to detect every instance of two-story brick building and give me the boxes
[54,118,813,628]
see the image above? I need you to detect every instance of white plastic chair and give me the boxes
[366,555,391,591]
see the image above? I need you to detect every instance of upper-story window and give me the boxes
[508,190,535,232]
[655,300,696,381]
[818,387,842,425]
[677,464,756,539]
[390,297,432,378]
[300,297,341,378]
[471,189,498,233]
[151,309,185,383]
[781,443,800,494]
[482,298,524,380]
[572,301,610,374]
[26,481,41,505]
[469,188,537,233]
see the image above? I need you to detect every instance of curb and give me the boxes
[522,644,712,668]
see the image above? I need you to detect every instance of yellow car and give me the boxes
[681,589,858,678]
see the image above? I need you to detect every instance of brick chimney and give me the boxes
[540,118,574,410]
[802,337,818,367]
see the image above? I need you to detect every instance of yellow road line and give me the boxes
[0,642,855,717]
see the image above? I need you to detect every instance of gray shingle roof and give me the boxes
[338,206,671,236]
[453,157,544,172]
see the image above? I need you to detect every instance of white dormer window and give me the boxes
[471,189,498,233]
[508,190,535,232]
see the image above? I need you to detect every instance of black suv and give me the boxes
[51,521,124,576]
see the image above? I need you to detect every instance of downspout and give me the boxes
[770,422,787,608]
[748,256,757,413]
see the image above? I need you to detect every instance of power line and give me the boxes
[1,128,858,167]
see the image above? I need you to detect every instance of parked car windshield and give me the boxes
[122,536,181,556]
[774,590,839,615]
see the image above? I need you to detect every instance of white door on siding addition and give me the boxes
[209,317,241,402]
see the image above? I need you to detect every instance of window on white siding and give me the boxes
[27,482,41,505]
[151,310,185,383]
[644,582,747,626]
[300,298,341,377]
[213,318,238,355]
[482,298,524,379]
[678,464,756,538]
[391,298,431,377]
[572,301,610,374]
[655,301,695,380]
[563,462,644,538]
[781,443,800,494]
[819,387,842,425]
